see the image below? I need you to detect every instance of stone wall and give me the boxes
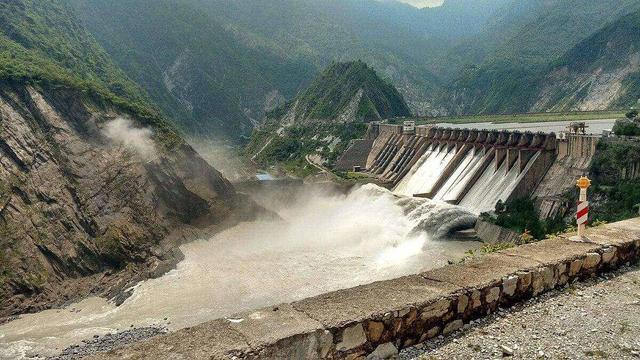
[94,218,640,360]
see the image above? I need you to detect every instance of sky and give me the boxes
[395,0,444,7]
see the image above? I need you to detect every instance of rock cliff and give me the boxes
[0,84,242,318]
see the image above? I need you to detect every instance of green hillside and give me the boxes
[247,61,409,176]
[542,9,640,110]
[446,0,640,114]
[0,0,180,145]
[279,61,411,123]
[68,0,316,140]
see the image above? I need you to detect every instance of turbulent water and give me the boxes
[394,145,458,196]
[433,149,486,203]
[459,152,540,214]
[0,184,479,359]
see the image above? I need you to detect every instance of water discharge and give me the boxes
[394,145,458,196]
[459,152,541,214]
[0,184,479,359]
[433,149,485,203]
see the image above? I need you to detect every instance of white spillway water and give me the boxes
[0,184,479,359]
[459,152,540,214]
[394,145,457,196]
[433,149,485,203]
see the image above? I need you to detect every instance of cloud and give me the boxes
[102,117,157,160]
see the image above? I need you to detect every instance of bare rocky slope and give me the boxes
[531,9,640,112]
[0,84,252,319]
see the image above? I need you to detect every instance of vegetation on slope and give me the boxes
[0,0,182,147]
[589,140,640,222]
[279,61,411,123]
[69,0,640,128]
[69,0,317,139]
[248,61,407,176]
[247,122,367,178]
[613,119,640,136]
[483,198,566,241]
[447,1,640,114]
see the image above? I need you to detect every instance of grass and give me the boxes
[391,110,625,126]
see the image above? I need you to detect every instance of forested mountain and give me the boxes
[451,5,640,114]
[273,61,411,124]
[0,0,246,317]
[446,0,640,113]
[533,9,640,111]
[68,0,321,140]
[67,0,513,139]
[246,61,410,176]
[68,0,640,138]
[0,0,148,109]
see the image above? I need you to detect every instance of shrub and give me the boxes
[613,118,640,136]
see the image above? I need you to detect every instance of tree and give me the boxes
[613,118,640,136]
[626,109,638,119]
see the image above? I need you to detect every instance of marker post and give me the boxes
[573,176,591,241]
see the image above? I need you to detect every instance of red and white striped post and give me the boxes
[575,176,591,239]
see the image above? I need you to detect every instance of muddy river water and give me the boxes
[0,184,480,359]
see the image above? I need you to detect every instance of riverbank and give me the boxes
[49,327,168,360]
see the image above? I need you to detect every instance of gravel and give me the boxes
[402,264,640,359]
[47,327,168,360]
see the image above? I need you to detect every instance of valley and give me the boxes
[1,0,640,359]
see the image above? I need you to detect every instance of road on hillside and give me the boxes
[402,264,640,359]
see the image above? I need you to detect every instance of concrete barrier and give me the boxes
[474,219,521,244]
[93,218,640,360]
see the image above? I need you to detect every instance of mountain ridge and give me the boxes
[273,61,411,125]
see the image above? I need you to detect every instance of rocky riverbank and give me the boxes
[48,327,168,360]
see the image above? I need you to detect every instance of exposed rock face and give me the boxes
[0,85,238,318]
[532,52,640,112]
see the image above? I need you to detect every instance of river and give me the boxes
[0,184,480,359]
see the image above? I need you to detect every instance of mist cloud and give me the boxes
[102,117,157,160]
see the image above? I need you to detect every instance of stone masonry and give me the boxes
[91,218,640,360]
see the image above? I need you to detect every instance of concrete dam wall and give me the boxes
[341,124,557,214]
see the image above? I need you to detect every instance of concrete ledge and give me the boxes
[93,218,640,360]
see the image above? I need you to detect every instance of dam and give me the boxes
[338,123,557,214]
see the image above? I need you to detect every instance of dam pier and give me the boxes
[337,123,600,215]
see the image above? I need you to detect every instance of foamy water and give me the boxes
[394,145,458,196]
[0,184,479,359]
